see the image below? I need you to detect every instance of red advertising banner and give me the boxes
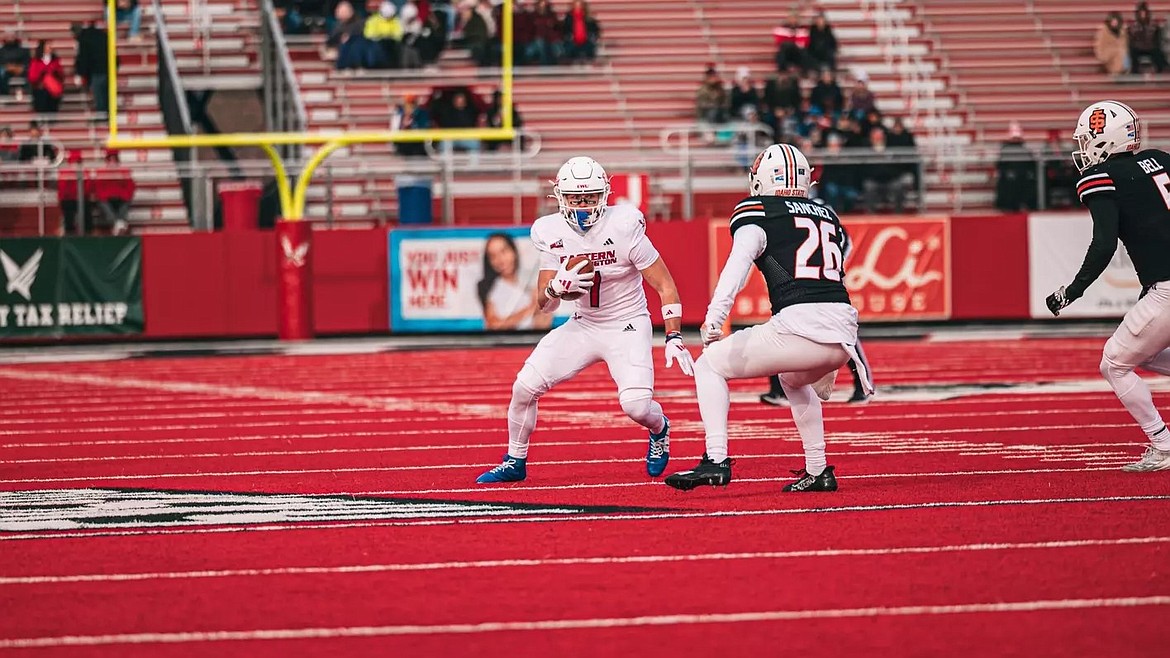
[709,215,952,323]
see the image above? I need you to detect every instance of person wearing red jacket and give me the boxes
[92,149,135,235]
[27,40,65,114]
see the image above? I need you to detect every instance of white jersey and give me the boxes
[531,204,660,325]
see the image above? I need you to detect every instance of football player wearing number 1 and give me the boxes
[1046,100,1170,472]
[477,156,695,484]
[665,144,872,493]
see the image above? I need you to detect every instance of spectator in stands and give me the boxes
[58,149,89,235]
[846,72,876,121]
[886,115,920,199]
[761,69,802,139]
[417,8,448,65]
[513,0,537,65]
[484,88,524,152]
[529,0,561,65]
[364,2,403,68]
[443,91,482,161]
[76,17,112,114]
[806,11,838,72]
[113,0,143,41]
[399,1,425,68]
[809,68,843,117]
[695,66,729,125]
[394,94,431,157]
[1095,12,1130,75]
[28,41,65,115]
[994,121,1038,212]
[1042,128,1078,209]
[327,1,372,69]
[860,126,911,213]
[1129,2,1167,73]
[729,67,762,120]
[817,132,860,213]
[773,10,810,73]
[93,149,134,235]
[0,127,17,162]
[0,34,30,96]
[562,0,600,64]
[18,121,59,164]
[458,1,494,66]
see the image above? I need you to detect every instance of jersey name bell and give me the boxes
[531,204,660,324]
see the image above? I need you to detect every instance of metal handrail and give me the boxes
[260,0,308,163]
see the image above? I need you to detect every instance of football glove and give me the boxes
[1046,286,1072,317]
[664,332,695,376]
[701,321,725,346]
[546,259,595,298]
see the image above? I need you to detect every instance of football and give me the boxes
[560,256,594,301]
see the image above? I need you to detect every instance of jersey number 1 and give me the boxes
[588,271,601,308]
[793,217,844,281]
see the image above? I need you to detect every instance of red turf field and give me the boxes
[1,336,1169,657]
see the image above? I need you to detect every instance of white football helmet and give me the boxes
[750,143,813,197]
[552,156,610,231]
[1072,100,1141,172]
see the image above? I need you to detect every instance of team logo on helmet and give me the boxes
[1088,108,1107,136]
[751,150,766,176]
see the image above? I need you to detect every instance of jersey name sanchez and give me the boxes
[730,195,851,313]
[531,204,661,324]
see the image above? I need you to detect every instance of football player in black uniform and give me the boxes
[665,144,872,493]
[1046,100,1170,472]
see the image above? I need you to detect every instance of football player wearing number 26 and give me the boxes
[476,156,695,484]
[666,144,873,494]
[1045,100,1170,472]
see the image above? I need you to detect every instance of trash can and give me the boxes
[396,175,434,224]
[219,181,264,232]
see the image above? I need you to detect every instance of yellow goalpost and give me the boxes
[104,0,516,221]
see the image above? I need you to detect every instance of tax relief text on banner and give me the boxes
[389,227,571,333]
[708,215,951,323]
[0,237,144,338]
[1027,211,1141,319]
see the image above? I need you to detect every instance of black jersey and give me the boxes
[1077,149,1170,288]
[729,195,852,314]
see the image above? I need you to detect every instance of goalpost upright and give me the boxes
[104,0,516,338]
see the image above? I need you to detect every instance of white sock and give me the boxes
[695,356,730,462]
[781,381,826,476]
[506,381,541,459]
[1150,425,1170,452]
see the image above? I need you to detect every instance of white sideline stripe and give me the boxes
[4,495,1168,541]
[0,404,1131,429]
[0,369,606,427]
[0,441,1141,466]
[0,460,1131,485]
[3,536,1166,586]
[354,466,1121,497]
[1,597,1168,647]
[0,420,1138,440]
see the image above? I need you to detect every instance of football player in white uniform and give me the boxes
[666,144,872,493]
[477,156,696,483]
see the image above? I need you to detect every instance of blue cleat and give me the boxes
[646,417,670,477]
[476,455,527,483]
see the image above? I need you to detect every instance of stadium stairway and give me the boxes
[910,0,1170,208]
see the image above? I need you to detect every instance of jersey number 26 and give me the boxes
[793,216,844,281]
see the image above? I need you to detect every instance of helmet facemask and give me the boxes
[556,189,608,231]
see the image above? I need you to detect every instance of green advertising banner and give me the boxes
[0,237,144,338]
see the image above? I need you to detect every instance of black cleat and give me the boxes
[664,453,733,491]
[782,465,838,492]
